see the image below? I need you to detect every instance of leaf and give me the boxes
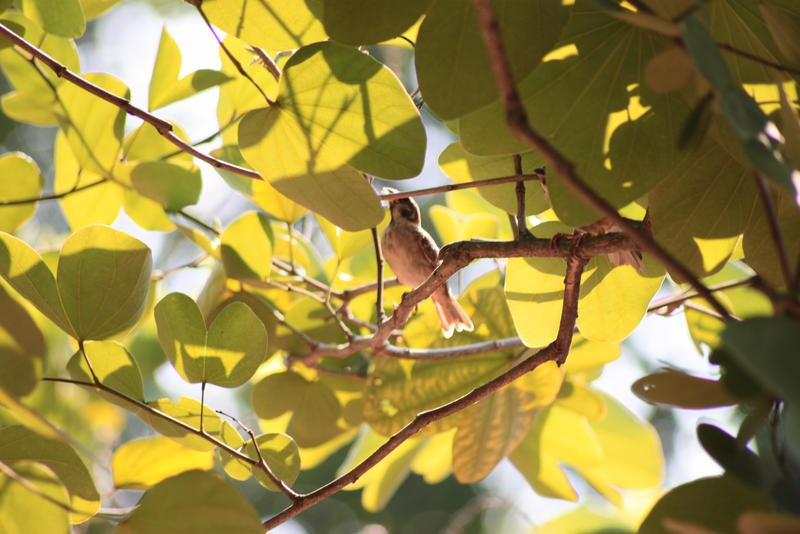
[0,232,72,335]
[1,91,59,125]
[79,0,125,19]
[459,2,693,226]
[200,0,327,53]
[0,425,100,523]
[56,73,128,175]
[438,142,548,215]
[142,397,237,452]
[637,476,772,534]
[148,27,231,111]
[696,424,773,490]
[21,0,85,38]
[563,333,620,375]
[416,0,569,120]
[364,354,511,437]
[252,371,343,448]
[57,225,152,340]
[129,161,201,211]
[239,41,426,180]
[0,151,42,233]
[0,283,44,398]
[759,1,800,72]
[743,189,800,288]
[242,433,301,491]
[154,293,267,387]
[66,341,145,405]
[0,461,70,533]
[114,470,264,534]
[112,437,215,490]
[219,211,274,281]
[322,0,432,46]
[632,370,737,409]
[738,512,800,534]
[451,385,539,483]
[54,131,122,229]
[316,215,374,260]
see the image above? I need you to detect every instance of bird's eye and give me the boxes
[401,207,415,220]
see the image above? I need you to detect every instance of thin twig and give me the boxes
[753,174,793,288]
[175,210,219,235]
[512,154,529,238]
[371,227,386,324]
[469,0,731,320]
[0,23,263,181]
[379,337,524,360]
[647,277,755,314]
[378,173,543,202]
[151,253,210,281]
[0,178,106,206]
[263,257,587,530]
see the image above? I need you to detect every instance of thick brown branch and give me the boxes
[0,23,263,181]
[263,258,587,530]
[469,0,731,320]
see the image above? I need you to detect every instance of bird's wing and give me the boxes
[418,230,440,268]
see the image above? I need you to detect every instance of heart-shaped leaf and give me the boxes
[154,292,267,387]
[219,211,274,281]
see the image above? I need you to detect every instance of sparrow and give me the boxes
[381,188,473,338]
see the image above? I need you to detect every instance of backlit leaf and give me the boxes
[143,397,236,452]
[743,189,800,288]
[130,161,202,211]
[57,225,152,340]
[0,425,100,523]
[220,211,274,281]
[66,340,145,405]
[242,433,300,491]
[0,282,44,398]
[0,151,42,233]
[112,437,215,490]
[21,0,85,38]
[0,461,70,533]
[114,470,263,534]
[322,0,432,46]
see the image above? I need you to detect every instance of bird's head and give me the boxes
[382,187,420,225]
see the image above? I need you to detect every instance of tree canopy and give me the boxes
[0,0,798,533]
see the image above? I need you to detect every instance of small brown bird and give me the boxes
[381,189,473,338]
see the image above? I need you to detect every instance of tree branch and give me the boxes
[0,23,263,181]
[378,172,543,202]
[371,227,386,325]
[263,256,588,531]
[753,173,793,289]
[0,178,106,206]
[469,0,732,321]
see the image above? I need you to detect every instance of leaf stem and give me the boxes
[753,173,793,289]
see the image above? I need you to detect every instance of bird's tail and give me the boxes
[432,289,474,339]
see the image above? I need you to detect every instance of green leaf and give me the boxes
[219,211,274,281]
[201,0,327,53]
[416,0,569,120]
[452,385,539,483]
[637,476,772,534]
[0,461,70,534]
[112,437,215,490]
[66,340,145,405]
[57,225,152,340]
[632,369,737,409]
[322,0,432,45]
[130,161,202,211]
[438,142,548,215]
[54,131,122,230]
[316,214,374,260]
[0,425,100,523]
[459,2,693,226]
[56,73,128,175]
[114,470,264,534]
[79,0,125,19]
[0,12,80,96]
[743,189,800,288]
[154,293,267,387]
[759,1,800,72]
[0,232,72,335]
[563,333,620,375]
[0,152,42,233]
[697,424,773,490]
[239,42,426,180]
[252,371,343,448]
[364,354,512,436]
[148,27,231,111]
[21,0,85,38]
[142,397,238,452]
[681,14,733,91]
[1,91,58,125]
[242,433,301,491]
[0,282,44,398]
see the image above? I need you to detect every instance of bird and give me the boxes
[380,188,473,338]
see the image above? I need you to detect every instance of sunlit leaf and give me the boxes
[0,151,42,233]
[143,397,236,452]
[114,470,263,534]
[0,461,70,533]
[112,437,215,490]
[66,340,145,405]
[0,283,44,398]
[242,433,301,491]
[219,211,274,281]
[57,225,152,340]
[322,0,431,46]
[743,189,800,288]
[416,0,569,120]
[0,425,100,523]
[79,0,125,19]
[201,0,327,53]
[154,293,267,387]
[130,161,202,211]
[21,0,85,38]
[1,91,58,125]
